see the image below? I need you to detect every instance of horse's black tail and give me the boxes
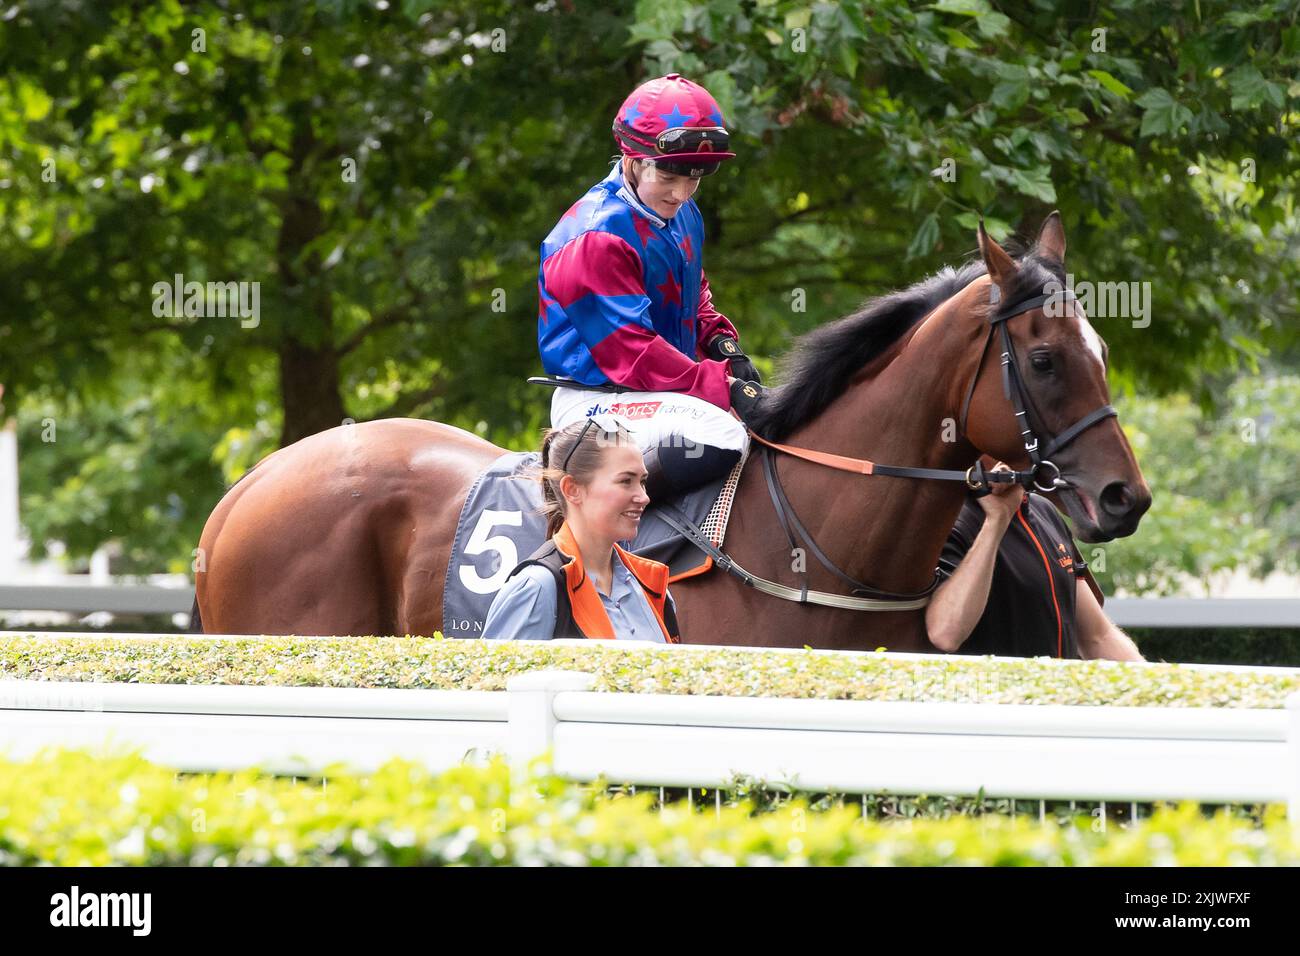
[187,594,203,633]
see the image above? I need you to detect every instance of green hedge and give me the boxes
[15,620,1300,668]
[1134,628,1300,668]
[1,634,1297,707]
[14,621,1300,668]
[1,750,1295,866]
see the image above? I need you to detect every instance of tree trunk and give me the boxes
[278,338,346,447]
[275,114,347,447]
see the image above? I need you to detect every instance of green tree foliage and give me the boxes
[0,1,1295,572]
[1101,377,1300,595]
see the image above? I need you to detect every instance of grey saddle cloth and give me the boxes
[441,451,724,638]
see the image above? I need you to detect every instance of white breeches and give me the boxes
[550,387,749,456]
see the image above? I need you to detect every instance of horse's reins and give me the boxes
[754,288,1116,494]
[659,286,1119,612]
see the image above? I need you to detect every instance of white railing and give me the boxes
[1105,597,1300,628]
[1,669,1298,820]
[2,589,1300,627]
[0,584,193,615]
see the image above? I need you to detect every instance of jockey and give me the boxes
[537,73,764,502]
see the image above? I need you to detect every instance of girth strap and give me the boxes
[653,501,935,612]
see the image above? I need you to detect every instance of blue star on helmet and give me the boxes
[622,98,644,126]
[707,108,723,126]
[658,104,694,128]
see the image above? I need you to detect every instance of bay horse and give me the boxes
[194,213,1150,650]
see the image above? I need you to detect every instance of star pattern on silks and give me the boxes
[659,104,693,128]
[538,284,556,326]
[631,212,657,249]
[561,199,584,222]
[678,233,693,263]
[656,271,682,310]
[622,97,644,127]
[706,108,723,126]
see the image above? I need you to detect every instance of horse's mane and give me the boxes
[748,244,1066,440]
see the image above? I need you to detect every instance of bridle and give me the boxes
[957,286,1118,494]
[657,284,1119,612]
[750,285,1118,493]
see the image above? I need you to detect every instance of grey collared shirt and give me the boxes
[483,551,673,642]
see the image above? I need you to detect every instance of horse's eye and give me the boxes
[1030,353,1053,372]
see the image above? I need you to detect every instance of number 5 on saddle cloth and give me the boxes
[441,384,748,638]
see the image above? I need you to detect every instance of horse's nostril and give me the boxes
[1099,481,1135,517]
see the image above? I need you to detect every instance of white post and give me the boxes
[1287,691,1300,825]
[505,670,595,775]
[0,417,20,582]
[89,546,111,585]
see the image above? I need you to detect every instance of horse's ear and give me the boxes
[977,219,1017,291]
[1035,210,1067,264]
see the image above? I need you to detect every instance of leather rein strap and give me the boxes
[749,287,1118,495]
[668,286,1118,612]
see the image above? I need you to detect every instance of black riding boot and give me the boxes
[643,442,742,503]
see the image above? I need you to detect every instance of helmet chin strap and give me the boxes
[624,157,645,200]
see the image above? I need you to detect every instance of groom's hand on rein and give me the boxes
[976,462,1024,526]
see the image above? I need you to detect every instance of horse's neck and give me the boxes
[769,314,980,595]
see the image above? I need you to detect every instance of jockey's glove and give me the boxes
[729,378,767,423]
[706,335,762,385]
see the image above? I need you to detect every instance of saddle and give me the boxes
[441,377,746,638]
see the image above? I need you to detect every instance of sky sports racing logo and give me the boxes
[585,400,662,420]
